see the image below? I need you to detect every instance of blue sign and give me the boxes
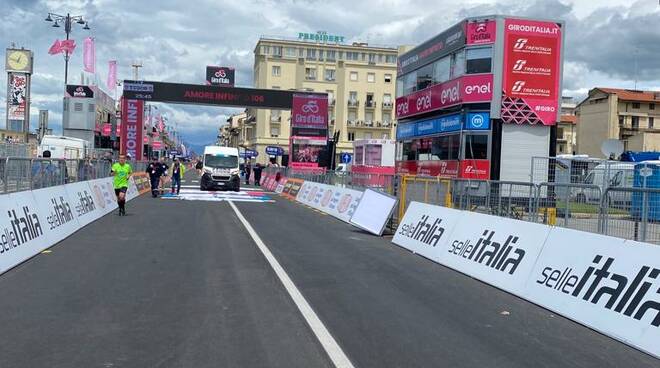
[465,112,490,130]
[241,149,258,158]
[340,153,352,164]
[265,145,284,156]
[396,122,416,140]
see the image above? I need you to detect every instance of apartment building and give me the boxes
[557,96,577,154]
[240,34,401,164]
[576,88,660,157]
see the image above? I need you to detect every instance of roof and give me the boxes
[560,115,577,124]
[595,87,660,103]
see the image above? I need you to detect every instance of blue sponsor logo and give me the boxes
[465,112,490,130]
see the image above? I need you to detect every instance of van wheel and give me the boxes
[200,184,206,191]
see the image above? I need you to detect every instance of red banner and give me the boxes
[291,94,329,129]
[501,18,562,126]
[396,74,493,119]
[467,20,496,45]
[417,160,459,178]
[120,99,144,160]
[459,160,490,179]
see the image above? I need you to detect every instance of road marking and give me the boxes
[228,201,354,368]
[41,250,52,254]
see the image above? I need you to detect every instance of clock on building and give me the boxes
[5,49,33,73]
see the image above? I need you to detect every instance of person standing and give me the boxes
[245,161,252,185]
[169,158,185,194]
[159,157,169,195]
[253,163,263,187]
[146,156,162,198]
[195,159,203,176]
[111,154,132,216]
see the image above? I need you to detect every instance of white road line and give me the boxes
[228,201,354,368]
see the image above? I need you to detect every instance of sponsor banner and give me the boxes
[205,66,235,87]
[0,192,51,274]
[398,21,466,76]
[467,20,496,45]
[418,160,459,178]
[31,186,80,244]
[66,84,94,98]
[464,112,490,130]
[131,172,152,194]
[396,160,418,175]
[292,94,329,129]
[64,181,102,227]
[8,73,27,120]
[525,229,660,358]
[88,177,118,215]
[459,159,490,179]
[396,74,493,119]
[275,177,287,194]
[125,176,140,201]
[120,99,144,160]
[281,178,304,200]
[296,181,363,223]
[393,202,462,261]
[501,18,562,125]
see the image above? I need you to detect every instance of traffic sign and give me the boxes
[265,145,284,156]
[340,153,352,164]
[240,149,258,158]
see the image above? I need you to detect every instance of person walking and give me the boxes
[146,156,163,198]
[245,161,252,185]
[195,159,203,176]
[111,154,132,216]
[159,157,169,195]
[253,163,263,187]
[169,158,185,194]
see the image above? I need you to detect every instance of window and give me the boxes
[306,48,317,60]
[383,113,391,124]
[272,65,281,76]
[632,116,640,129]
[632,102,640,109]
[285,47,297,57]
[386,54,397,64]
[305,67,317,80]
[368,53,376,63]
[464,134,488,160]
[557,127,564,139]
[466,47,492,74]
[348,131,355,141]
[325,68,336,81]
[451,50,465,78]
[261,45,270,55]
[348,111,357,121]
[349,91,357,103]
[346,52,359,61]
[384,74,392,83]
[326,50,336,61]
[272,46,282,57]
[74,103,83,112]
[364,132,373,139]
[651,103,656,110]
[619,115,625,126]
[298,48,304,57]
[350,71,358,81]
[318,50,324,61]
[338,51,343,60]
[326,90,334,103]
[396,77,404,97]
[403,72,416,95]
[416,63,434,90]
[650,117,655,129]
[383,94,392,103]
[367,73,375,83]
[365,112,373,123]
[433,56,451,84]
[88,103,95,112]
[270,126,280,137]
[361,52,367,61]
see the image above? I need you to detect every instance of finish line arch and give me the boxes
[119,79,329,167]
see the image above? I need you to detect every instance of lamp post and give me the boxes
[45,12,90,85]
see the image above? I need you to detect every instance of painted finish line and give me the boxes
[161,189,274,203]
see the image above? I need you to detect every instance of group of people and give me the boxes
[146,156,186,197]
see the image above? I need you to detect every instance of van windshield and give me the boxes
[205,154,238,168]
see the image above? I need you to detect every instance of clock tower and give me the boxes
[5,47,34,135]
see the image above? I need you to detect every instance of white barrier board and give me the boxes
[88,177,119,215]
[349,188,398,236]
[31,186,81,244]
[64,181,102,227]
[296,181,363,223]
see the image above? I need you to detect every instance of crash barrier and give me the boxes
[0,175,146,275]
[394,201,660,359]
[263,167,397,195]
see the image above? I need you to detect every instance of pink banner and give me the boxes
[291,94,329,129]
[107,60,117,93]
[48,39,62,55]
[60,39,76,54]
[467,20,496,45]
[120,99,145,160]
[395,74,493,119]
[83,37,95,73]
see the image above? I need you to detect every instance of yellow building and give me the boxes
[240,34,402,164]
[557,96,578,155]
[576,88,660,157]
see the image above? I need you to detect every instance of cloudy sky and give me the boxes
[1,0,659,151]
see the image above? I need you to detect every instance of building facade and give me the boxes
[219,112,246,148]
[575,88,660,157]
[557,96,577,154]
[63,85,117,149]
[240,35,401,165]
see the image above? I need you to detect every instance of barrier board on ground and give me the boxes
[349,188,398,236]
[296,181,363,223]
[31,186,81,244]
[524,228,660,359]
[275,177,287,194]
[131,172,152,194]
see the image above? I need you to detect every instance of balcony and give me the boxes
[270,115,281,123]
[346,120,392,129]
[382,101,393,109]
[365,100,377,109]
[347,100,359,108]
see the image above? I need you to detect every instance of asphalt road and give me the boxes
[0,172,658,367]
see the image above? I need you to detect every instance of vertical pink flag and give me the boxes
[83,37,95,73]
[107,60,117,92]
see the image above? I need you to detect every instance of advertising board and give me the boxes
[31,186,80,244]
[120,98,144,161]
[8,73,27,120]
[64,181,101,227]
[296,181,363,223]
[205,66,235,87]
[398,21,466,76]
[466,19,496,45]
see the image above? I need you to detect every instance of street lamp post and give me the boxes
[45,12,90,85]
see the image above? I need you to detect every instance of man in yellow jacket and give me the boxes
[169,158,186,195]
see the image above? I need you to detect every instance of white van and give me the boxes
[39,135,91,159]
[572,162,635,204]
[200,146,240,191]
